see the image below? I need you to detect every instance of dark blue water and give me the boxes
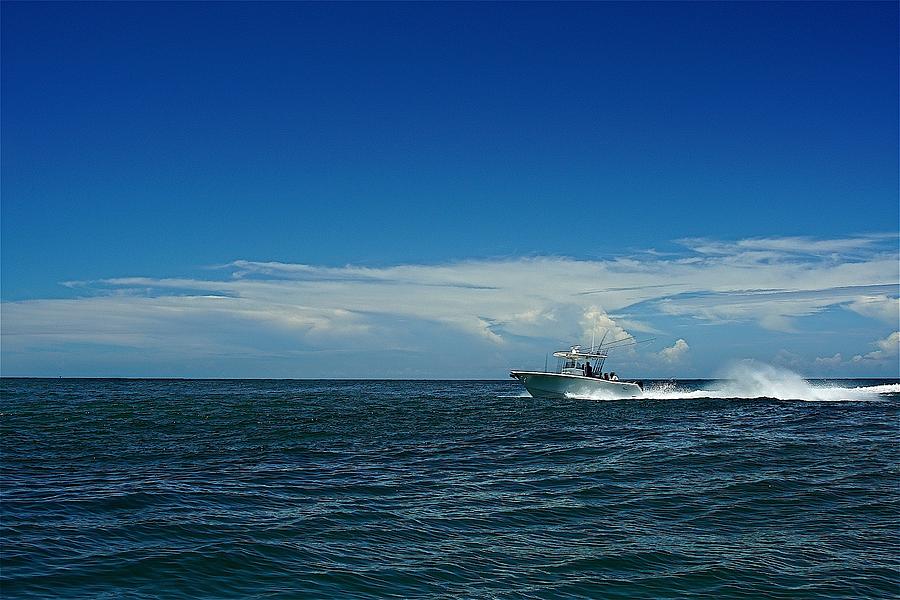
[2,378,898,599]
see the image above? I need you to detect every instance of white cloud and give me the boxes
[581,306,630,346]
[874,331,900,354]
[2,234,898,376]
[852,331,900,362]
[659,339,690,363]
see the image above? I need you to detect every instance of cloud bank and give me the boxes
[2,234,898,377]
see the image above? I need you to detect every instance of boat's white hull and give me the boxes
[510,371,642,399]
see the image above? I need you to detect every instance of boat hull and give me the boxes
[510,371,642,399]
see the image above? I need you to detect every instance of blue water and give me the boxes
[2,378,898,599]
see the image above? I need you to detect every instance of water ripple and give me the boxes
[1,378,898,598]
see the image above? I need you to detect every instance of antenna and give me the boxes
[597,330,609,351]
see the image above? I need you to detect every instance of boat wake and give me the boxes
[570,362,899,402]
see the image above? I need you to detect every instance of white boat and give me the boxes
[510,340,644,399]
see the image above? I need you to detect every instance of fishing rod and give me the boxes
[603,337,656,351]
[602,334,636,346]
[590,334,634,352]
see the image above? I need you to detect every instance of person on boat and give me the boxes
[610,372,619,381]
[603,372,610,380]
[584,362,593,378]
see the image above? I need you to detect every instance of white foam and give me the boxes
[852,383,900,395]
[563,390,640,402]
[641,361,897,402]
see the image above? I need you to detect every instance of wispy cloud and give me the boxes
[847,295,900,324]
[653,285,898,332]
[2,234,897,376]
[678,233,897,258]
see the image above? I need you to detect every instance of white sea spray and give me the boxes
[637,360,897,402]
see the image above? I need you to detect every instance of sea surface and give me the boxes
[2,377,898,599]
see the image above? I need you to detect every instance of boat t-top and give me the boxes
[510,335,645,399]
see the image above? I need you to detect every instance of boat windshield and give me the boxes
[558,356,605,374]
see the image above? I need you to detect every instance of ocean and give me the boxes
[1,377,898,599]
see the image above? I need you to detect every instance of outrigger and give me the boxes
[510,335,646,399]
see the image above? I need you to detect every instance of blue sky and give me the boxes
[2,2,898,378]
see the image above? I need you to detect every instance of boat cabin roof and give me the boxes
[552,346,608,360]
